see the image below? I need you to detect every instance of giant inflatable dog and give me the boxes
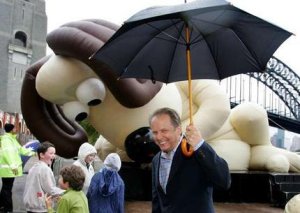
[21,19,300,173]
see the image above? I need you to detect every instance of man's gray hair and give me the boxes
[149,107,181,128]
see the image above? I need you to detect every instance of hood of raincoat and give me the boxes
[104,153,121,172]
[97,167,123,197]
[87,167,125,212]
[77,142,97,164]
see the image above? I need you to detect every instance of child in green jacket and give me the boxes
[46,164,89,213]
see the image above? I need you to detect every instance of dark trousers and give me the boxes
[0,177,14,212]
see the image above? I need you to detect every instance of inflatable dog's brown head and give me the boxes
[21,19,162,157]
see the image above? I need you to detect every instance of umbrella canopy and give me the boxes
[91,0,292,156]
[92,0,291,82]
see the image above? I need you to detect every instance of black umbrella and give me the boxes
[91,0,292,156]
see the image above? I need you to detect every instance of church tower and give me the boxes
[0,0,47,113]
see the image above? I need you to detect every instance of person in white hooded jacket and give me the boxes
[73,142,97,194]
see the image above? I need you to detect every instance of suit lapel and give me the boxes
[167,142,184,186]
[156,153,165,193]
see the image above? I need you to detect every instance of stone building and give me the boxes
[0,0,47,113]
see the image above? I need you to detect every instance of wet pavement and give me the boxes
[0,156,284,213]
[125,201,284,213]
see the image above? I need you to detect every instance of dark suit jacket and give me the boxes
[152,142,231,213]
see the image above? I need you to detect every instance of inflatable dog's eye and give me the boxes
[62,78,106,121]
[62,101,89,122]
[76,78,106,106]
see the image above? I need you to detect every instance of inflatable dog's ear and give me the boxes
[21,19,117,158]
[21,57,88,158]
[21,19,162,158]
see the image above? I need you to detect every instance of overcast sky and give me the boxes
[45,0,300,74]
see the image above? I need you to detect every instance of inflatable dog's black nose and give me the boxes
[125,127,160,164]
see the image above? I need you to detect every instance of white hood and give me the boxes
[78,142,97,163]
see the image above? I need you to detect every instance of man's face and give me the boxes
[150,114,181,153]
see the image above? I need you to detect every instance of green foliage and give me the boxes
[79,120,99,145]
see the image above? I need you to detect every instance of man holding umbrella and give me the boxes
[149,108,230,213]
[92,0,291,211]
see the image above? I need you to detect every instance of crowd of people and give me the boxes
[1,108,299,213]
[0,124,124,213]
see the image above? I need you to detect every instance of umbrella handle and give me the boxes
[182,25,194,158]
[181,137,194,157]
